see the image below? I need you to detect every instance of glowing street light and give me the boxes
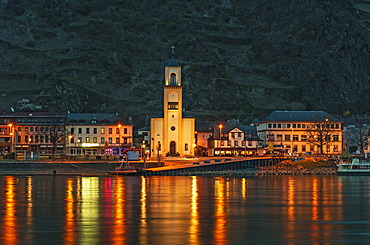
[219,124,223,156]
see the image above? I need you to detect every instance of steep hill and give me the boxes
[0,0,369,126]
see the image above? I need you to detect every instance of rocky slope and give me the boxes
[0,0,369,126]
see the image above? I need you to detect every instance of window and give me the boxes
[235,141,238,146]
[333,135,339,141]
[78,128,82,134]
[276,135,282,141]
[273,124,277,128]
[109,128,112,134]
[17,136,21,143]
[101,137,105,143]
[238,132,242,138]
[116,128,120,134]
[185,143,188,151]
[293,135,299,141]
[109,138,112,144]
[278,124,281,128]
[301,135,307,141]
[170,73,176,85]
[302,145,306,152]
[228,141,231,146]
[285,135,290,141]
[86,128,90,134]
[101,128,105,134]
[93,137,97,143]
[78,137,82,143]
[71,127,74,134]
[86,137,90,143]
[30,127,34,132]
[124,138,127,144]
[124,128,128,134]
[292,124,296,128]
[268,123,272,128]
[116,138,120,144]
[168,102,179,110]
[25,135,28,143]
[302,124,306,129]
[71,138,74,143]
[287,124,291,128]
[242,141,246,146]
[93,128,97,134]
[35,127,39,131]
[297,124,301,128]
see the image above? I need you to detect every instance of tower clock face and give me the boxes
[168,92,178,101]
[171,126,176,131]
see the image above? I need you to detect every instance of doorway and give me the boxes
[170,141,176,156]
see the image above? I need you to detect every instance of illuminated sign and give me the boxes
[81,143,100,147]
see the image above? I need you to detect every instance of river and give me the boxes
[0,175,369,244]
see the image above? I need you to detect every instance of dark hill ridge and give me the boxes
[0,0,369,126]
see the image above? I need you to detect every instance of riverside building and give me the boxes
[257,111,343,155]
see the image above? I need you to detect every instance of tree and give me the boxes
[41,119,69,161]
[345,124,370,154]
[306,119,335,155]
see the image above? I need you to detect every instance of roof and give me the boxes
[261,111,340,122]
[196,121,216,133]
[66,113,128,125]
[166,54,180,67]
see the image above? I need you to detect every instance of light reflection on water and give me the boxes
[0,175,370,244]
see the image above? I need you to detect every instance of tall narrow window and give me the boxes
[170,73,176,85]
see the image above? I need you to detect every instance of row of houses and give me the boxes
[0,112,133,158]
[0,110,347,158]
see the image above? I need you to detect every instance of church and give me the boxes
[150,47,195,157]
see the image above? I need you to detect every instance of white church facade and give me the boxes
[150,48,195,157]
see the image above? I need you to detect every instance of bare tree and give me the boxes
[345,124,370,154]
[41,119,69,161]
[306,119,335,155]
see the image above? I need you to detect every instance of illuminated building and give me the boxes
[257,111,343,155]
[66,113,132,156]
[0,112,132,158]
[212,119,262,156]
[150,47,195,157]
[0,112,68,156]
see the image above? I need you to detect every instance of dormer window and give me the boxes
[170,73,176,86]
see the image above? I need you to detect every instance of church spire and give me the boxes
[166,46,180,67]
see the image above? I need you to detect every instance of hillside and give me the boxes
[0,0,369,126]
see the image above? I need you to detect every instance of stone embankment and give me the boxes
[255,160,337,175]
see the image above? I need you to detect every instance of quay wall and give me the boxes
[144,158,285,176]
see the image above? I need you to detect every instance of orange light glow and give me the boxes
[214,178,227,244]
[113,177,126,244]
[3,176,17,244]
[218,124,223,129]
[64,178,76,243]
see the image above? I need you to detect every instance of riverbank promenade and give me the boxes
[0,156,279,176]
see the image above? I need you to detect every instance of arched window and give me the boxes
[170,73,176,85]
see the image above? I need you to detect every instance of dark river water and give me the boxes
[0,175,369,244]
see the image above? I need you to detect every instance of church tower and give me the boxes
[150,47,195,158]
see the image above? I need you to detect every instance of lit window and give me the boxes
[86,137,90,143]
[170,73,176,85]
[109,128,112,134]
[101,128,105,134]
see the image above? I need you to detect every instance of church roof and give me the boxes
[166,55,180,67]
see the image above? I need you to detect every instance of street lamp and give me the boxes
[118,124,122,155]
[68,135,73,161]
[219,124,223,156]
[8,123,13,153]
